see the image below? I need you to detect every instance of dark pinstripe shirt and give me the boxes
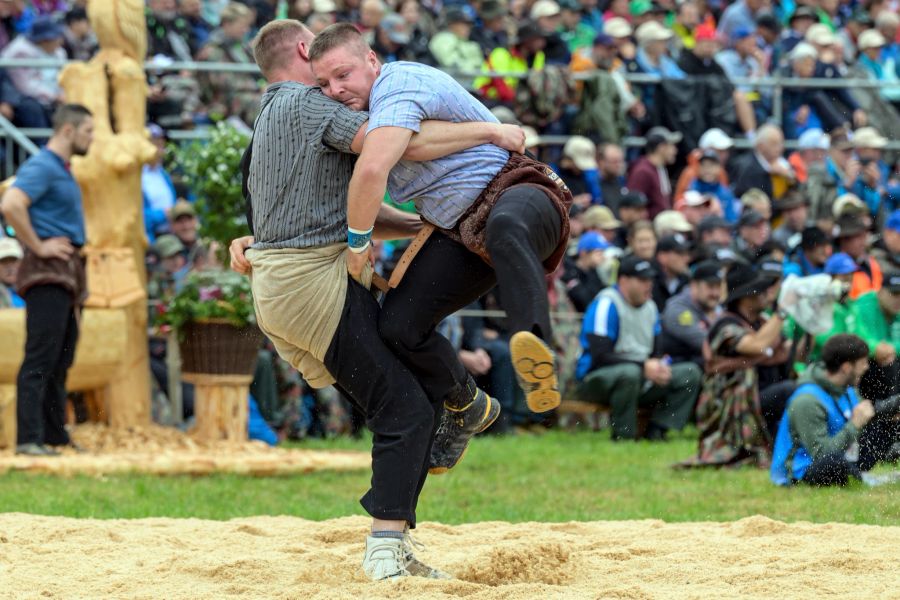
[248,81,368,249]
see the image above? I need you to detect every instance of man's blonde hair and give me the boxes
[252,20,312,79]
[308,22,371,61]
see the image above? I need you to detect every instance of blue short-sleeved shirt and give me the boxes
[12,148,85,246]
[367,61,509,229]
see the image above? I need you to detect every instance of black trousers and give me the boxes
[16,285,79,446]
[379,185,562,404]
[760,381,797,439]
[801,420,898,486]
[323,279,439,527]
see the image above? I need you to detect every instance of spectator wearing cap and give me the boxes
[598,143,629,213]
[62,7,97,62]
[148,234,189,302]
[683,149,739,222]
[835,215,882,300]
[839,8,875,64]
[0,16,66,116]
[852,270,900,398]
[716,0,765,42]
[730,124,793,200]
[660,259,724,367]
[781,42,862,140]
[570,33,645,126]
[582,205,623,245]
[627,126,681,219]
[784,225,833,278]
[603,17,638,71]
[784,252,857,375]
[561,231,609,311]
[168,199,200,259]
[810,36,868,131]
[530,0,571,63]
[697,214,732,247]
[810,127,853,222]
[674,128,734,206]
[616,192,649,242]
[576,254,702,440]
[679,190,721,228]
[0,236,24,308]
[475,21,546,103]
[839,127,900,225]
[771,190,809,248]
[853,28,900,104]
[805,23,839,63]
[633,21,686,85]
[715,25,765,106]
[872,209,900,273]
[626,219,657,259]
[372,12,435,64]
[558,0,596,52]
[690,263,789,466]
[429,7,483,75]
[652,209,693,239]
[788,128,829,185]
[780,6,818,57]
[196,3,259,126]
[652,234,691,311]
[143,124,177,242]
[471,0,509,55]
[733,209,770,263]
[628,0,665,29]
[558,136,602,204]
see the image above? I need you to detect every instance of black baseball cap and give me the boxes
[756,254,784,281]
[618,254,657,279]
[698,215,732,235]
[619,191,649,208]
[691,260,725,282]
[800,225,830,250]
[657,234,691,254]
[738,209,766,228]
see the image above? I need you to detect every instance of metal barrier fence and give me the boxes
[2,55,900,165]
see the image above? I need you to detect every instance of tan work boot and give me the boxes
[510,331,560,412]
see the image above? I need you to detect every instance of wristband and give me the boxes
[348,226,373,254]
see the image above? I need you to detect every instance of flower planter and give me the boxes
[179,318,264,376]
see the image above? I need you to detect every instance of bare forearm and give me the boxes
[0,197,40,253]
[373,204,422,240]
[347,167,390,232]
[736,316,784,355]
[404,121,499,161]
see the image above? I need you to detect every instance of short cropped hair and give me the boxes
[822,334,870,373]
[308,22,370,61]
[220,2,252,24]
[51,104,92,132]
[252,19,310,79]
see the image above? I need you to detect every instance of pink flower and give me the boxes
[199,286,224,302]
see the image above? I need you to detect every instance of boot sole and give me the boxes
[428,397,501,475]
[510,332,561,413]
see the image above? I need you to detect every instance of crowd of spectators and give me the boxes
[0,0,899,484]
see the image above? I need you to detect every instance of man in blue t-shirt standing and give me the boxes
[0,103,94,456]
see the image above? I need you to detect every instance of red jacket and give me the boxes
[627,156,671,219]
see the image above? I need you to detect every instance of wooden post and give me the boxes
[182,374,251,442]
[0,384,15,453]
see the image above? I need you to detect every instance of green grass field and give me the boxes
[1,431,897,525]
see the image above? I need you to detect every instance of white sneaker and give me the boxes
[362,536,410,581]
